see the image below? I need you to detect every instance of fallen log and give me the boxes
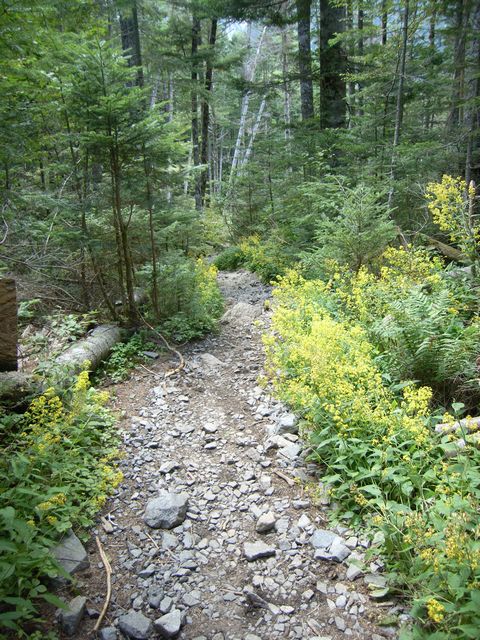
[0,324,125,408]
[55,324,124,374]
[422,235,465,262]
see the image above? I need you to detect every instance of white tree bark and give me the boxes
[229,26,267,183]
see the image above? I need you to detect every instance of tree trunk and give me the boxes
[191,14,202,211]
[381,0,388,45]
[447,0,471,131]
[465,2,480,186]
[229,26,267,183]
[241,94,267,169]
[119,1,144,88]
[200,19,217,205]
[320,0,346,129]
[0,278,17,372]
[296,0,314,120]
[387,0,409,209]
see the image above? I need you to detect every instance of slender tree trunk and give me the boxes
[447,0,471,131]
[381,0,388,45]
[388,0,409,209]
[356,3,364,118]
[281,24,292,141]
[241,94,267,169]
[191,14,202,211]
[119,1,144,87]
[465,2,480,186]
[346,0,354,126]
[320,0,346,129]
[296,0,314,120]
[200,18,217,205]
[229,26,266,183]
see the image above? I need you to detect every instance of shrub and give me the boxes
[239,235,294,283]
[0,372,121,636]
[213,246,245,271]
[160,258,224,342]
[264,266,480,639]
[302,184,396,276]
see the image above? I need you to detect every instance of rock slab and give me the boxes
[143,491,189,529]
[154,608,184,638]
[61,595,86,636]
[244,541,276,561]
[52,531,89,577]
[118,610,153,639]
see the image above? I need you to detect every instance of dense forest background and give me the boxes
[2,2,480,638]
[1,0,478,328]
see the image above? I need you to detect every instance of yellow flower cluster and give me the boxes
[426,598,446,624]
[37,493,67,512]
[427,175,478,265]
[74,370,90,392]
[26,391,64,431]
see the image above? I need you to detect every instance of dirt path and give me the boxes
[65,271,399,640]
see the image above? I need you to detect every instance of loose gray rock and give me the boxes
[278,443,302,460]
[118,610,153,639]
[330,538,351,562]
[346,564,364,580]
[310,529,339,550]
[60,595,86,636]
[244,541,276,561]
[221,302,262,325]
[276,413,298,435]
[154,608,184,638]
[52,531,89,577]
[99,628,118,640]
[255,511,276,533]
[143,491,189,529]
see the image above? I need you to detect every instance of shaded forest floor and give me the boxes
[52,271,402,640]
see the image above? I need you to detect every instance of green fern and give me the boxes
[371,286,480,400]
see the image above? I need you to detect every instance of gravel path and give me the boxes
[59,271,400,640]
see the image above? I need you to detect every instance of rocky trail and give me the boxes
[55,271,402,640]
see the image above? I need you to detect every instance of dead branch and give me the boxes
[94,536,112,632]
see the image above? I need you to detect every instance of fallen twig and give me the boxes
[273,469,295,487]
[94,536,112,632]
[139,314,185,378]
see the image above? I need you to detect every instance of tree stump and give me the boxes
[0,278,17,372]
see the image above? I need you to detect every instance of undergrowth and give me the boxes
[264,242,480,639]
[0,370,121,636]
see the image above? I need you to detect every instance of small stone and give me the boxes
[335,616,346,631]
[143,491,189,529]
[276,413,298,435]
[302,589,315,601]
[154,609,184,638]
[182,591,200,607]
[118,610,153,639]
[159,461,180,474]
[346,564,364,581]
[310,529,339,550]
[99,628,118,640]
[244,541,276,561]
[143,351,159,359]
[160,596,173,614]
[278,443,301,460]
[297,514,311,529]
[60,596,86,635]
[255,511,276,533]
[330,538,351,562]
